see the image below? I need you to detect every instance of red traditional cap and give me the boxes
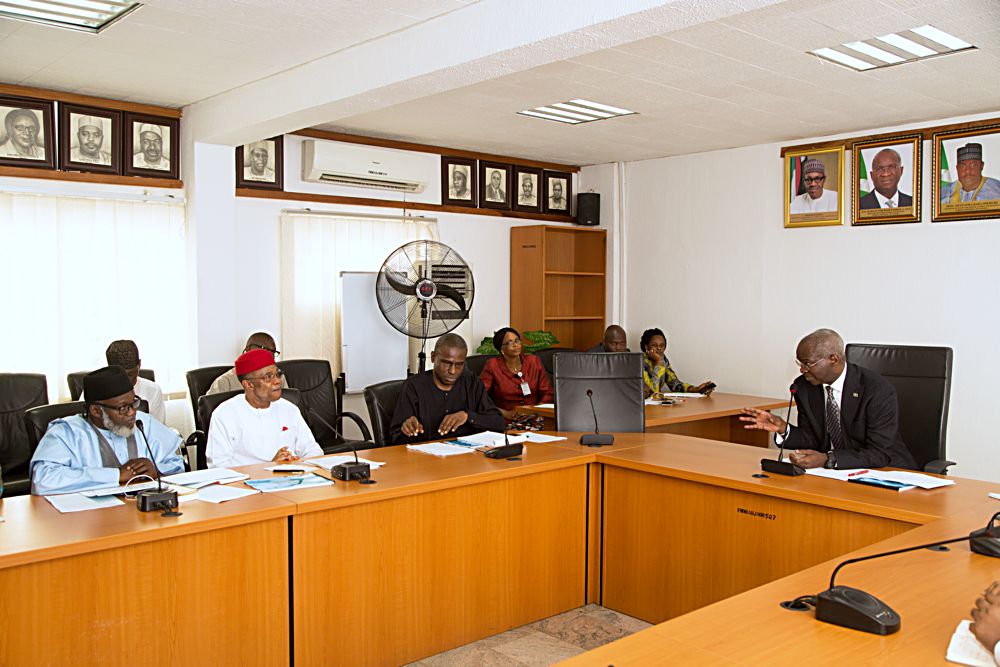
[235,348,276,376]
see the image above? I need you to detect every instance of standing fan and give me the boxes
[376,240,475,372]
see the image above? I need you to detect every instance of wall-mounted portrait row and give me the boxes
[0,95,179,179]
[441,155,572,215]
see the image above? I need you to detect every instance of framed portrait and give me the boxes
[932,123,1000,222]
[851,134,921,226]
[0,97,54,169]
[58,104,121,174]
[236,136,283,190]
[512,166,541,213]
[441,156,477,207]
[784,146,843,228]
[123,112,179,179]
[542,170,572,215]
[479,161,511,210]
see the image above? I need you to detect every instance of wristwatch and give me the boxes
[824,451,838,469]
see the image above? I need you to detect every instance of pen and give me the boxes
[847,470,870,477]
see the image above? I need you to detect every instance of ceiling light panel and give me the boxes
[518,99,635,125]
[0,0,142,33]
[810,25,974,72]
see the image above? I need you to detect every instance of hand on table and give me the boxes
[401,416,424,437]
[787,450,828,469]
[972,581,1000,652]
[272,447,299,463]
[119,457,158,483]
[693,381,715,396]
[438,411,469,435]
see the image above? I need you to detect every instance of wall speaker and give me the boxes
[576,192,600,226]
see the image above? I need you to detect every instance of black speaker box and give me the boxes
[576,192,600,226]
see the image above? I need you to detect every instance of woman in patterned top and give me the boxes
[640,327,714,398]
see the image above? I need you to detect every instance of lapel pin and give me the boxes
[852,392,859,398]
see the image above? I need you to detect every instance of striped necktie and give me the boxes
[884,199,896,208]
[825,386,845,451]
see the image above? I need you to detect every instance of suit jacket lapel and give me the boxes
[840,363,862,434]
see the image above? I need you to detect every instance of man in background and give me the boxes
[105,339,166,424]
[518,174,536,206]
[70,116,112,165]
[209,331,288,394]
[548,180,567,210]
[243,141,274,181]
[859,148,911,209]
[134,123,168,170]
[588,325,629,353]
[789,159,838,214]
[0,108,43,159]
[390,333,504,444]
[941,142,1000,204]
[485,169,505,202]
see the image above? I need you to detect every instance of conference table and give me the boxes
[1,431,994,667]
[524,392,787,447]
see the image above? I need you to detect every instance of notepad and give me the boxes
[45,493,124,513]
[162,468,248,488]
[947,620,995,666]
[455,431,528,447]
[406,442,476,457]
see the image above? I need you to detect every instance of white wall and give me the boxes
[617,111,1000,481]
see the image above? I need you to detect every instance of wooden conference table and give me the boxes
[1,432,994,667]
[525,392,787,447]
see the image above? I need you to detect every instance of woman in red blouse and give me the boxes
[480,328,554,428]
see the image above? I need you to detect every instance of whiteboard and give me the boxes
[340,272,409,393]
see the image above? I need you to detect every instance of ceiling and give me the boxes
[1,0,998,165]
[0,0,478,107]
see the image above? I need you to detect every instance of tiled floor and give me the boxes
[404,604,651,666]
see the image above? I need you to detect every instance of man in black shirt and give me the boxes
[390,333,505,444]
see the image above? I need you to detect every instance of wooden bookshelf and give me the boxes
[510,225,607,350]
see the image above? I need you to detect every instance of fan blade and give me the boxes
[385,269,417,296]
[434,283,466,312]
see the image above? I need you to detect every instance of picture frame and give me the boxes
[512,166,542,213]
[542,170,572,215]
[783,145,843,228]
[851,134,921,226]
[58,104,121,174]
[479,161,512,210]
[441,156,477,207]
[0,96,55,170]
[932,123,1000,223]
[123,112,179,179]
[236,136,283,190]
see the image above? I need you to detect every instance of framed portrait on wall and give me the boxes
[236,136,283,190]
[58,104,121,174]
[479,161,511,210]
[512,166,541,213]
[441,156,477,207]
[123,112,179,179]
[542,170,572,214]
[0,96,55,169]
[851,134,921,226]
[932,123,1000,222]
[783,145,843,228]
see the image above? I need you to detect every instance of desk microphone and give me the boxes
[580,389,613,447]
[307,408,376,484]
[484,422,523,459]
[134,420,181,516]
[781,511,1000,635]
[759,385,803,477]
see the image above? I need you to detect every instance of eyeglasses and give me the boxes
[247,370,285,383]
[796,357,825,371]
[94,397,141,416]
[501,339,521,348]
[803,175,826,184]
[872,165,900,174]
[247,343,280,356]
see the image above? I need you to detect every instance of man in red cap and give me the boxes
[205,348,322,467]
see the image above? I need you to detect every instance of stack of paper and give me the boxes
[244,473,334,493]
[308,455,385,471]
[455,431,527,447]
[806,468,956,491]
[45,493,124,513]
[197,485,260,504]
[947,620,996,667]
[522,433,567,443]
[406,442,476,457]
[162,468,249,489]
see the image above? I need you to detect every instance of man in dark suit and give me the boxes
[739,329,917,470]
[859,148,912,210]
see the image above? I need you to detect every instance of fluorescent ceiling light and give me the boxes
[876,33,937,57]
[812,47,875,70]
[0,0,141,33]
[519,99,635,125]
[844,41,905,64]
[910,25,972,50]
[811,25,974,72]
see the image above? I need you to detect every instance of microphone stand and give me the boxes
[580,389,614,446]
[134,420,181,517]
[758,385,803,477]
[308,408,376,484]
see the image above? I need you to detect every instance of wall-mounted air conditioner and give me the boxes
[301,140,429,193]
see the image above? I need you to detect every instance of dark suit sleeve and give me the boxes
[389,379,420,445]
[835,383,902,469]
[781,387,824,452]
[466,376,506,433]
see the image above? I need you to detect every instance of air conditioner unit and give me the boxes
[301,140,428,193]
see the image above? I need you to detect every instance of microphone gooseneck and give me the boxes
[307,407,358,464]
[776,385,796,462]
[586,389,600,435]
[307,407,376,484]
[135,420,162,492]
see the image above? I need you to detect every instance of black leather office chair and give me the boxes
[24,400,86,459]
[0,373,48,497]
[363,380,405,448]
[68,369,155,401]
[536,347,577,378]
[554,352,644,433]
[464,354,496,379]
[846,343,954,474]
[194,388,302,470]
[185,365,232,430]
[278,359,371,454]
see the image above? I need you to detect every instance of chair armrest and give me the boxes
[336,411,373,442]
[924,459,956,475]
[185,430,205,471]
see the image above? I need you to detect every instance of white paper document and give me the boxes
[45,493,124,513]
[80,481,160,497]
[532,403,554,409]
[989,493,1000,501]
[161,468,248,488]
[659,392,706,399]
[197,484,260,504]
[307,456,385,471]
[522,433,567,443]
[406,442,476,457]
[805,468,871,481]
[265,464,317,472]
[947,620,996,667]
[456,431,528,447]
[864,470,955,490]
